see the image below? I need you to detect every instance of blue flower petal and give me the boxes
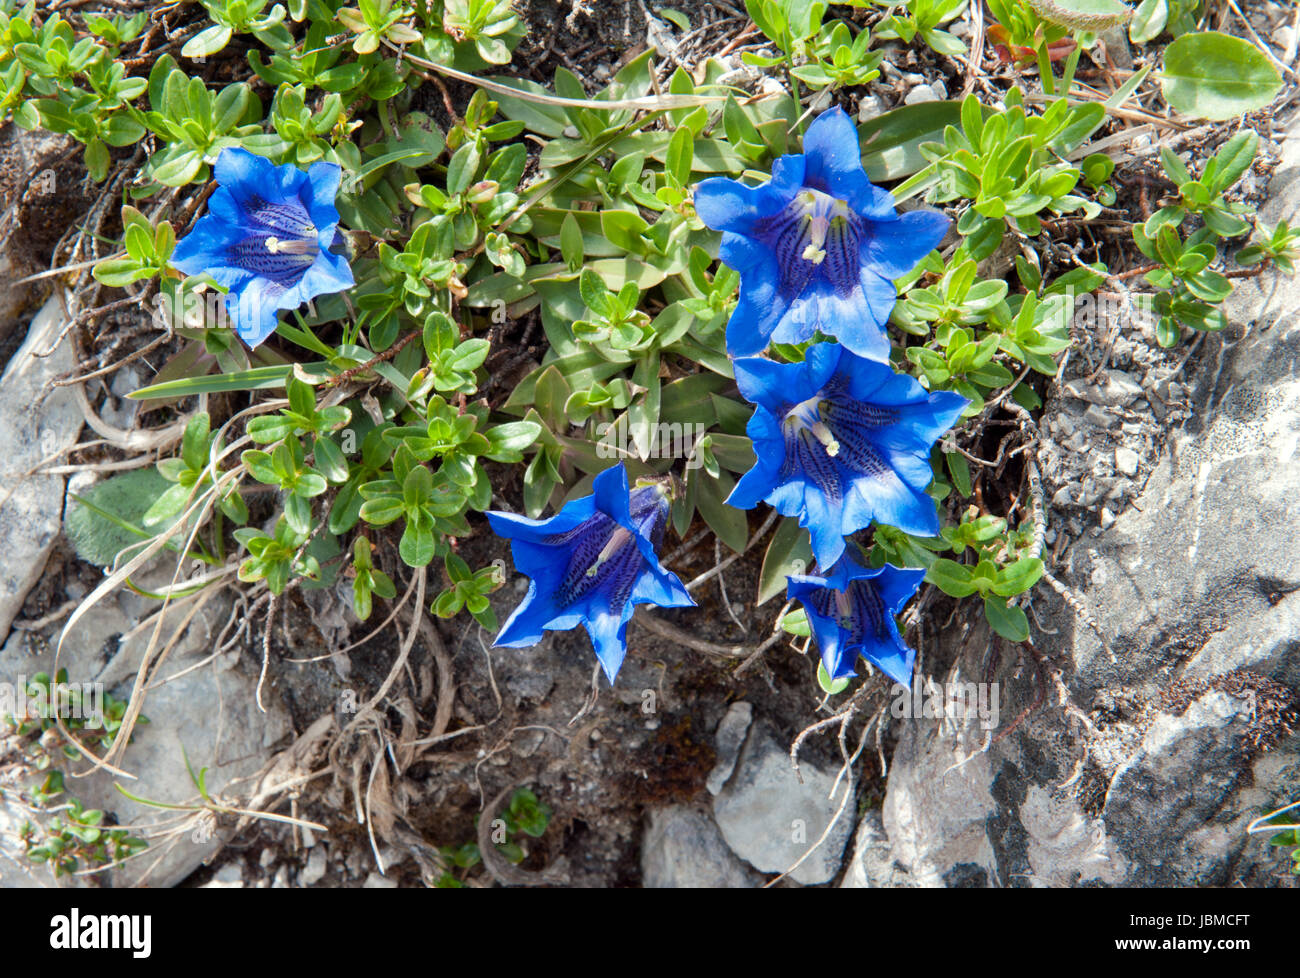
[800,106,895,219]
[281,245,355,309]
[592,463,633,528]
[484,494,599,543]
[213,148,272,194]
[716,230,773,275]
[494,581,551,648]
[302,160,344,230]
[727,409,784,510]
[204,186,255,235]
[169,219,239,275]
[769,153,807,194]
[864,209,950,279]
[874,565,928,615]
[228,276,286,346]
[585,606,632,684]
[729,344,965,554]
[630,559,695,609]
[695,177,790,236]
[725,256,787,356]
[801,486,848,568]
[693,107,949,358]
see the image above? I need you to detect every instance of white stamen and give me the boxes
[265,236,316,256]
[785,395,839,456]
[810,421,840,457]
[835,589,853,628]
[586,526,633,577]
[795,192,852,266]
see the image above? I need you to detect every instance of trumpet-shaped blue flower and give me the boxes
[728,342,967,569]
[488,463,695,683]
[694,106,949,360]
[787,554,925,685]
[169,148,354,348]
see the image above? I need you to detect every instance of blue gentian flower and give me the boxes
[728,342,967,569]
[694,106,949,360]
[487,463,695,683]
[169,148,354,347]
[787,554,925,685]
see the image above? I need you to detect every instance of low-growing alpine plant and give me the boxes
[9,0,1290,723]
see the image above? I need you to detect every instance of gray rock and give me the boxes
[838,109,1300,888]
[1082,404,1114,429]
[712,723,853,885]
[1106,371,1145,405]
[641,805,760,888]
[1103,691,1255,885]
[1114,447,1140,477]
[1065,372,1143,408]
[300,847,327,886]
[0,129,74,337]
[0,295,82,641]
[839,811,913,888]
[857,95,886,121]
[201,862,245,888]
[362,871,398,888]
[864,712,1000,887]
[707,700,753,795]
[0,565,292,889]
[903,85,939,106]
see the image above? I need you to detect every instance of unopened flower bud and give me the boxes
[466,180,499,205]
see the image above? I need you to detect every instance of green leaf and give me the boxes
[446,142,481,196]
[1130,0,1167,44]
[694,470,749,553]
[780,607,810,637]
[926,558,977,597]
[182,24,233,59]
[559,212,584,271]
[757,517,813,606]
[1161,32,1283,121]
[1209,130,1258,194]
[945,451,972,496]
[859,100,966,182]
[992,557,1044,597]
[666,125,693,186]
[984,595,1029,642]
[130,364,329,399]
[816,661,851,695]
[485,421,541,460]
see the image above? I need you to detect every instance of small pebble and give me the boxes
[1115,447,1141,477]
[857,95,886,121]
[301,848,327,886]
